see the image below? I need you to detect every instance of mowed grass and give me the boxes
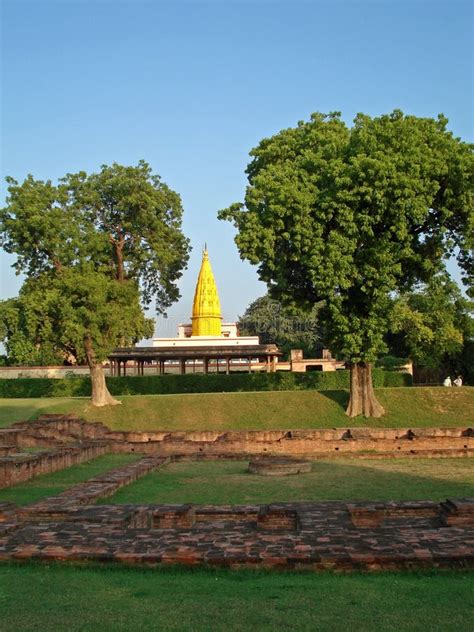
[0,453,139,506]
[102,458,474,505]
[0,386,473,431]
[0,563,472,632]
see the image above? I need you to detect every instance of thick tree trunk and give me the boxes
[84,337,121,407]
[345,362,385,418]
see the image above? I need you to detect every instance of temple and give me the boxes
[108,248,280,375]
[151,247,260,348]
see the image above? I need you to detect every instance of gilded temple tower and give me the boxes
[191,247,222,336]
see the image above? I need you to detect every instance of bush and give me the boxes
[375,356,410,370]
[0,377,91,398]
[0,369,412,398]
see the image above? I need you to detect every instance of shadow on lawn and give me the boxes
[0,399,86,427]
[100,458,474,505]
[317,389,349,413]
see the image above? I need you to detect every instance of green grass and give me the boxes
[0,386,473,431]
[0,563,472,631]
[0,453,139,506]
[101,458,474,505]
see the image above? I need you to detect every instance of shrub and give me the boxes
[0,369,411,398]
[375,356,410,370]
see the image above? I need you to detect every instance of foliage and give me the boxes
[1,161,190,312]
[0,162,190,402]
[0,295,65,366]
[388,272,473,369]
[219,111,474,365]
[0,369,411,399]
[238,294,325,358]
[375,356,410,371]
[0,269,153,366]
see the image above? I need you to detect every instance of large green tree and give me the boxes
[1,161,190,405]
[219,111,473,417]
[238,294,325,358]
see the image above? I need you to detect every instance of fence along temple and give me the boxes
[108,247,281,376]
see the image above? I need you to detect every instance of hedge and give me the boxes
[0,369,412,398]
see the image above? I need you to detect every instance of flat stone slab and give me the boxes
[248,458,312,476]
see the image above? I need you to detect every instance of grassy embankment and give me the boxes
[0,386,473,431]
[0,453,139,506]
[0,564,472,632]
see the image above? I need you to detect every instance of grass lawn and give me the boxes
[0,453,139,506]
[0,563,472,632]
[0,386,473,431]
[101,458,474,505]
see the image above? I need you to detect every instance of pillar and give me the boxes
[203,358,209,374]
[225,357,230,375]
[180,358,186,375]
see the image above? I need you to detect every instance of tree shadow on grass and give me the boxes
[101,458,474,505]
[0,399,87,426]
[317,389,349,413]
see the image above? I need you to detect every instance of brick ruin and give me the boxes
[0,414,473,571]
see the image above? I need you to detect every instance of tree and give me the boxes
[387,272,473,372]
[238,294,325,358]
[0,294,66,366]
[219,111,473,417]
[1,161,190,405]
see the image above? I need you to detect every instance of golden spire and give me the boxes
[191,246,222,336]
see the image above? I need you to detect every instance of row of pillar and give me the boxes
[109,355,277,377]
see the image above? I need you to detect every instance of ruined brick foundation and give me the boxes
[0,415,473,571]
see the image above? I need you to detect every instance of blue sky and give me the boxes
[1,0,473,336]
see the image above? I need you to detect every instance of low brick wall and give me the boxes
[0,450,473,571]
[0,442,110,489]
[1,495,473,571]
[11,416,474,461]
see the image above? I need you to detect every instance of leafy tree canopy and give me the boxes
[219,111,473,416]
[2,160,190,311]
[238,294,325,358]
[387,272,473,369]
[1,161,190,405]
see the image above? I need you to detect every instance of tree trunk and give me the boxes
[115,244,124,282]
[84,336,121,407]
[345,362,385,418]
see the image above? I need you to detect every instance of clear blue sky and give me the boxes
[1,0,473,337]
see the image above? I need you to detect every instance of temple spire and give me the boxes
[191,247,222,336]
